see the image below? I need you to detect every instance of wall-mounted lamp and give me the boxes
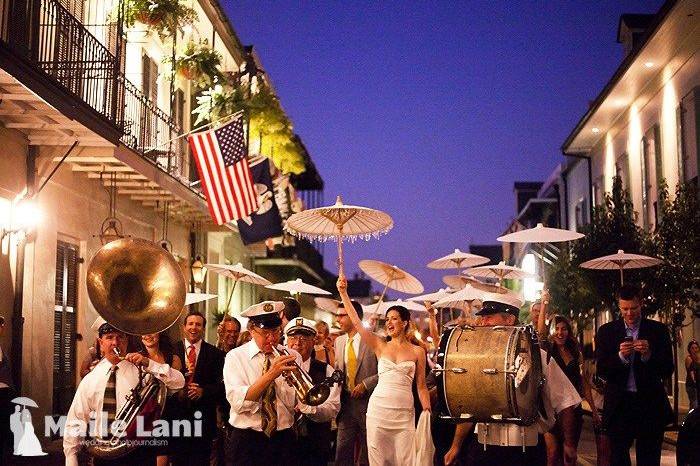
[1,199,41,242]
[191,255,206,287]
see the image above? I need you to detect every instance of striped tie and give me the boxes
[261,354,277,437]
[103,365,118,435]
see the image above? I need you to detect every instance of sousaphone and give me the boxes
[85,237,186,459]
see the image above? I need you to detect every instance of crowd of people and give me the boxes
[0,278,674,466]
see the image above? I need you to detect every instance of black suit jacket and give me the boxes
[173,340,225,439]
[595,318,674,432]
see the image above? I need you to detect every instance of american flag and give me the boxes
[188,118,259,225]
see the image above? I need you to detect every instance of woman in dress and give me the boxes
[685,340,700,410]
[337,276,431,466]
[138,332,182,466]
[543,315,596,466]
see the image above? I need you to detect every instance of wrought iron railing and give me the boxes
[0,0,187,180]
[119,75,185,178]
[0,0,120,125]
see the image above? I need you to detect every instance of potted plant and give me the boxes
[167,40,223,88]
[123,0,197,38]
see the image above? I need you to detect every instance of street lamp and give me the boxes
[191,256,206,288]
[0,199,41,242]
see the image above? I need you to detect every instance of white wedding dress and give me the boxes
[366,357,416,466]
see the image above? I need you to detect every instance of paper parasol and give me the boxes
[427,248,489,270]
[285,196,393,277]
[443,274,509,293]
[433,284,485,308]
[467,261,534,282]
[497,223,584,243]
[314,297,343,314]
[364,299,427,316]
[185,293,218,306]
[205,263,272,312]
[580,249,663,285]
[407,288,455,303]
[266,278,332,296]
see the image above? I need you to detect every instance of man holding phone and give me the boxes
[595,283,674,466]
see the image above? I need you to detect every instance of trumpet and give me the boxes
[270,346,340,406]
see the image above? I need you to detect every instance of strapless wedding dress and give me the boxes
[366,357,416,466]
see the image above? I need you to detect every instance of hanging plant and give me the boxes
[191,82,306,175]
[122,0,197,38]
[165,40,223,88]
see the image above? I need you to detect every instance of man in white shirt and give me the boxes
[223,301,307,466]
[444,293,582,466]
[285,317,341,466]
[63,322,185,466]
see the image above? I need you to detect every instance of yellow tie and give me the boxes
[346,337,357,390]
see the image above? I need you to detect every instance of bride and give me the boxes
[338,276,431,466]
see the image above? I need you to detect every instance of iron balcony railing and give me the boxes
[0,0,185,179]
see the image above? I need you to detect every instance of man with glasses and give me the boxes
[333,300,378,466]
[285,317,340,466]
[223,301,302,466]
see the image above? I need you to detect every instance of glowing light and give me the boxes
[604,132,615,192]
[12,199,41,231]
[521,253,543,302]
[644,62,654,68]
[414,331,422,340]
[591,127,600,133]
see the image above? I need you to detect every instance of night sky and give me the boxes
[224,1,663,294]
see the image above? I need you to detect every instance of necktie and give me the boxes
[261,354,277,437]
[103,366,118,434]
[187,344,196,383]
[346,337,357,390]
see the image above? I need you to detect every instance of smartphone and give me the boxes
[623,335,634,343]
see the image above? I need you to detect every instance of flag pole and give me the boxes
[148,110,246,152]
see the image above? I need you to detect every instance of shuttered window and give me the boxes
[53,240,79,416]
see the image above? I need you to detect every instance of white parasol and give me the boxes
[407,288,455,303]
[427,248,489,270]
[359,259,424,314]
[467,261,534,283]
[433,284,485,308]
[185,293,218,306]
[364,299,427,316]
[285,196,393,277]
[497,223,584,288]
[205,263,272,312]
[314,297,343,315]
[443,274,509,293]
[580,249,663,285]
[266,278,332,296]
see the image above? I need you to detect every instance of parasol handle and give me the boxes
[336,228,345,279]
[225,280,238,316]
[373,282,390,314]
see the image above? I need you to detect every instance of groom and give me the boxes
[10,405,22,454]
[333,300,378,466]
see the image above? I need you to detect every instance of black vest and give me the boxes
[0,347,13,389]
[299,359,332,460]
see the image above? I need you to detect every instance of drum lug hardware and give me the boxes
[433,368,468,374]
[482,368,517,375]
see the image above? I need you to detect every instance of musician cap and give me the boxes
[476,292,523,319]
[97,321,123,337]
[284,317,317,337]
[242,300,284,329]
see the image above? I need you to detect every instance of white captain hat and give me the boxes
[241,301,284,329]
[284,317,317,336]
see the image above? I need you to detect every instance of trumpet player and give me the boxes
[63,321,185,466]
[223,301,310,466]
[284,317,340,466]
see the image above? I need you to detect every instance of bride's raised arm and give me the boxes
[337,276,383,352]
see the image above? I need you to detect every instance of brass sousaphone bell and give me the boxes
[86,237,186,335]
[85,237,186,459]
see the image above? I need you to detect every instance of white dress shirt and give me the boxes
[296,357,341,423]
[224,340,302,431]
[476,349,582,446]
[63,357,185,466]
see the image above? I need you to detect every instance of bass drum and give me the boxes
[435,325,544,425]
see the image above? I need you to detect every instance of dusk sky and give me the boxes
[224,1,663,294]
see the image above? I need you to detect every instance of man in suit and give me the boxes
[334,300,378,466]
[595,283,674,466]
[171,311,226,465]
